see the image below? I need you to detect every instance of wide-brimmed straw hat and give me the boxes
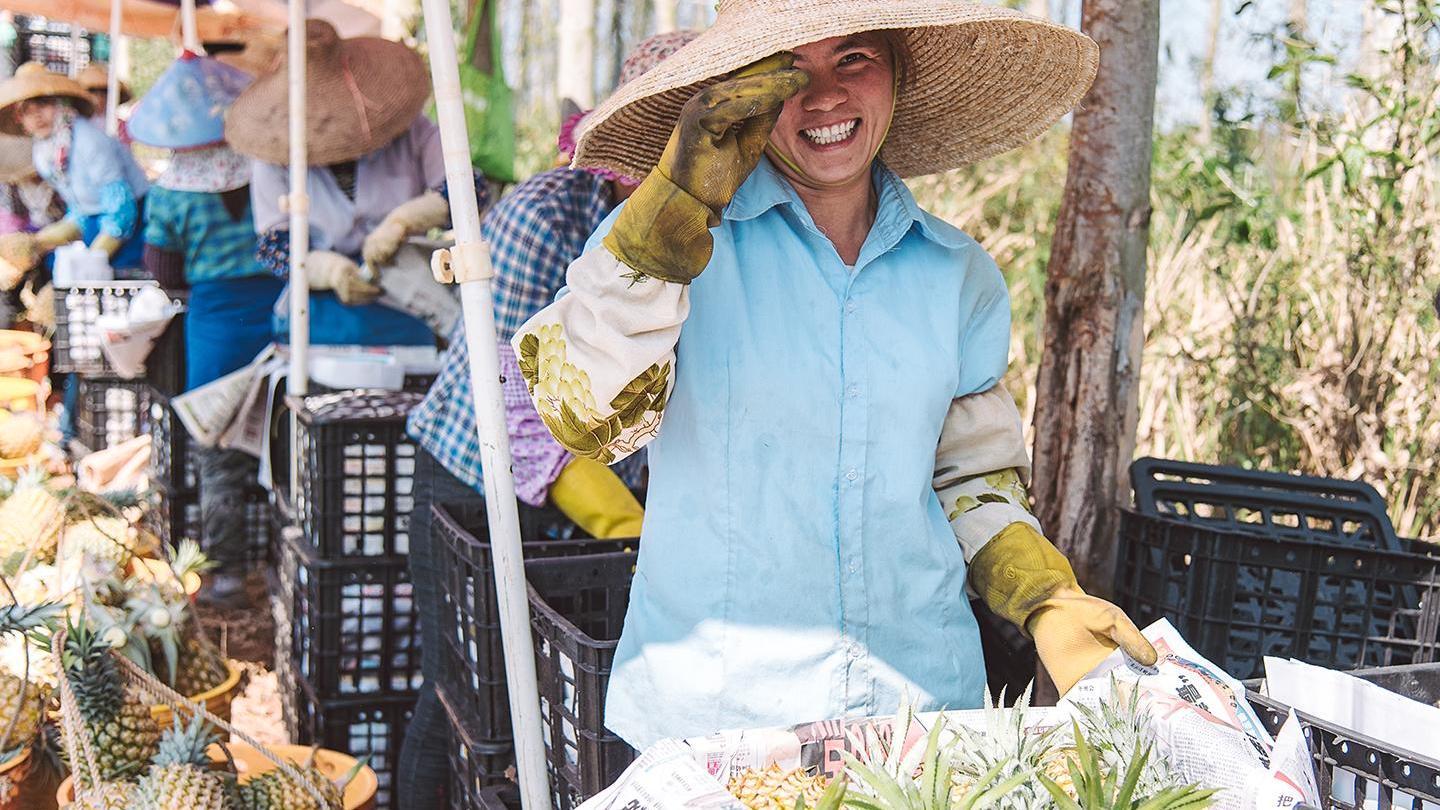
[0,63,97,136]
[77,63,132,105]
[127,51,254,150]
[210,32,286,78]
[0,134,37,183]
[224,19,430,166]
[573,0,1098,180]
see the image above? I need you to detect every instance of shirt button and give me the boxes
[845,468,858,482]
[849,562,859,574]
[845,301,857,314]
[848,643,864,660]
[846,385,859,398]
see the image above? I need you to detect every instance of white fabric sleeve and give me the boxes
[511,245,689,465]
[933,384,1042,561]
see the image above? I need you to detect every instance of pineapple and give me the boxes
[843,713,1025,810]
[728,764,831,810]
[1070,682,1185,800]
[0,602,58,757]
[61,619,162,783]
[71,781,137,810]
[61,515,138,572]
[1035,720,1217,809]
[237,748,352,810]
[0,412,44,459]
[950,686,1069,809]
[0,469,64,566]
[133,715,238,810]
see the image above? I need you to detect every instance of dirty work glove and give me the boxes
[549,456,644,539]
[90,233,123,257]
[969,522,1158,695]
[20,283,53,329]
[0,234,39,289]
[603,53,808,284]
[35,219,81,252]
[362,190,451,268]
[305,250,382,306]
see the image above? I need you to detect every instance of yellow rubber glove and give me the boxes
[305,250,382,305]
[549,456,644,539]
[35,219,81,252]
[969,522,1158,696]
[603,53,808,284]
[362,191,450,268]
[90,233,123,257]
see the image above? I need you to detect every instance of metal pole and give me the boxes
[180,0,201,53]
[68,28,82,77]
[287,0,310,502]
[417,0,552,807]
[104,0,121,136]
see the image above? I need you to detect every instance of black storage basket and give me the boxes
[54,282,185,390]
[142,387,199,493]
[293,391,423,557]
[1247,661,1440,809]
[439,682,517,810]
[147,485,273,565]
[527,551,640,810]
[73,376,146,453]
[1116,509,1440,679]
[432,500,631,745]
[279,675,415,810]
[274,529,422,698]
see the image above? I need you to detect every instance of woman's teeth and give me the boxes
[802,119,858,145]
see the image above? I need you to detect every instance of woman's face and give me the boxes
[768,32,896,189]
[16,99,60,138]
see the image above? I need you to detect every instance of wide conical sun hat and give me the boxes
[0,134,36,183]
[0,63,97,136]
[573,0,1098,181]
[127,51,254,150]
[77,62,132,105]
[224,19,431,166]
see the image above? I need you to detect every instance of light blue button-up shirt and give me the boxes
[521,157,1017,748]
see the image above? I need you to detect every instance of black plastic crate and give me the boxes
[527,551,640,810]
[73,376,146,453]
[280,677,415,810]
[293,391,423,557]
[275,529,422,698]
[141,387,199,493]
[54,282,185,390]
[147,485,273,565]
[432,501,631,745]
[439,682,515,810]
[1247,662,1440,809]
[1116,509,1440,680]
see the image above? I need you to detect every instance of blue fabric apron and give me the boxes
[273,290,436,347]
[186,276,285,390]
[76,195,147,273]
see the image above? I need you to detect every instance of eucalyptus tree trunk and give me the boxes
[655,0,679,32]
[1031,0,1161,597]
[1200,0,1222,140]
[558,0,596,107]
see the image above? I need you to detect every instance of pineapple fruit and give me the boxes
[61,620,162,783]
[950,686,1071,809]
[61,515,138,572]
[0,412,44,459]
[70,781,138,810]
[0,602,58,757]
[133,715,237,810]
[237,747,350,810]
[0,469,64,566]
[728,764,831,810]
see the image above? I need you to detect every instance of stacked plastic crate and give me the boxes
[273,390,427,809]
[54,282,183,454]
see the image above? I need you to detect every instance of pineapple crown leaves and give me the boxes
[842,716,1030,810]
[60,617,125,724]
[1036,721,1217,810]
[153,713,220,769]
[796,774,848,810]
[168,540,216,581]
[0,599,63,637]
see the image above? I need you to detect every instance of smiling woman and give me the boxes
[512,0,1157,749]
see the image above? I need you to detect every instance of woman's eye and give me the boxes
[839,52,872,66]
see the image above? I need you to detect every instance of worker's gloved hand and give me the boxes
[969,522,1157,696]
[0,233,40,288]
[21,284,54,329]
[35,219,81,252]
[548,456,644,539]
[362,191,450,268]
[305,250,381,306]
[604,53,808,284]
[90,233,123,257]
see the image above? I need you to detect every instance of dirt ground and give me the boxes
[195,570,287,745]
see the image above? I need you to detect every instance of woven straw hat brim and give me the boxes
[573,0,1097,180]
[0,65,97,137]
[224,23,431,165]
[0,134,36,182]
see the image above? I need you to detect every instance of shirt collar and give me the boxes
[724,156,966,251]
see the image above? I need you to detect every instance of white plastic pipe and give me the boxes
[287,0,310,500]
[104,0,121,136]
[179,0,200,53]
[69,28,82,77]
[416,1,551,808]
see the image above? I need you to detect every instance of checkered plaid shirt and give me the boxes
[407,168,643,499]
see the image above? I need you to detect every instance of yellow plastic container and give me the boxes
[149,660,245,728]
